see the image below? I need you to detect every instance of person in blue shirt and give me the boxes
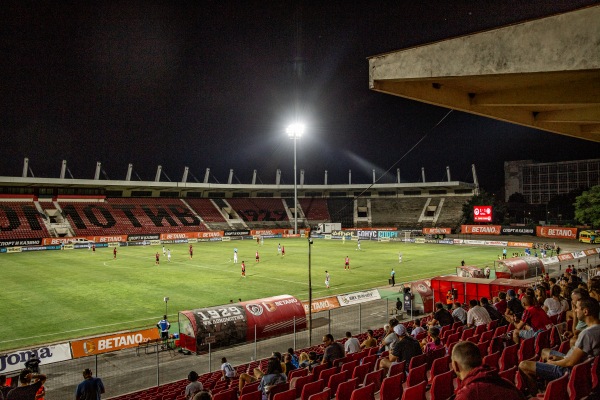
[75,368,105,400]
[157,315,170,341]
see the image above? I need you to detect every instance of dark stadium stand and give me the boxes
[0,202,50,239]
[327,198,353,228]
[299,198,330,222]
[370,198,428,228]
[58,199,208,236]
[227,198,289,224]
[435,197,467,227]
[185,199,227,222]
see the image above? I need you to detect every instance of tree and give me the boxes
[574,185,600,227]
[508,192,526,203]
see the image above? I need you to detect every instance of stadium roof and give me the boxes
[368,5,600,142]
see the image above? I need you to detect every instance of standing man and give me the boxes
[75,368,105,400]
[157,315,170,343]
[277,243,281,256]
[6,369,47,400]
[281,246,285,257]
[255,251,260,263]
[502,247,507,259]
[344,256,350,270]
[325,271,330,288]
[398,252,403,263]
[390,269,396,287]
[241,261,246,278]
[113,247,117,259]
[167,249,171,262]
[189,244,193,260]
[233,248,238,264]
[162,245,166,257]
[484,266,491,279]
[155,252,160,265]
[357,239,361,251]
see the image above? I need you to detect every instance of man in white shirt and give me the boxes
[466,299,492,327]
[411,319,426,338]
[344,331,360,354]
[452,302,468,325]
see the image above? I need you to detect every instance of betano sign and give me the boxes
[461,225,502,235]
[70,328,160,358]
[536,226,578,240]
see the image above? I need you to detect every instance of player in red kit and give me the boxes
[189,244,193,260]
[155,252,160,265]
[281,246,285,257]
[241,261,246,277]
[113,247,117,259]
[344,256,350,270]
[255,251,260,262]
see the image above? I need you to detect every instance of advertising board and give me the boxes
[473,205,493,222]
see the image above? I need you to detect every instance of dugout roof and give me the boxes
[368,5,600,142]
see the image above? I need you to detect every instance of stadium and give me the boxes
[2,4,600,400]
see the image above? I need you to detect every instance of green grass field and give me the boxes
[0,238,503,351]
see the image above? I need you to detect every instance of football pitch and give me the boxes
[0,238,503,351]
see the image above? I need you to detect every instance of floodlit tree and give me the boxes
[574,185,600,227]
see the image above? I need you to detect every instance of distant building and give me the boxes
[505,159,600,204]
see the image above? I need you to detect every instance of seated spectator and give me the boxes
[185,371,203,400]
[480,297,503,323]
[238,352,283,392]
[286,348,299,369]
[564,288,590,341]
[467,299,492,328]
[410,319,426,338]
[360,329,377,349]
[452,302,467,325]
[258,357,287,400]
[306,351,320,371]
[432,302,454,327]
[6,369,46,400]
[589,277,600,301]
[512,295,553,344]
[505,289,525,322]
[321,334,344,366]
[422,327,443,353]
[220,357,236,381]
[380,325,423,375]
[543,284,567,317]
[344,331,360,355]
[298,352,309,368]
[518,298,600,395]
[283,354,296,374]
[452,341,525,400]
[192,391,212,400]
[494,292,508,316]
[378,319,399,354]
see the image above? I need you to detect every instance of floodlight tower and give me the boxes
[286,123,304,234]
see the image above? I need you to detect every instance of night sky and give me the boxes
[2,1,600,193]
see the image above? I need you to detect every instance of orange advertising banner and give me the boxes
[423,227,451,235]
[302,296,341,314]
[251,229,290,236]
[461,225,502,235]
[70,328,160,358]
[89,235,127,243]
[536,226,578,240]
[159,231,224,240]
[42,237,90,245]
[508,241,534,248]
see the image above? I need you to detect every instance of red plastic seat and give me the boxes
[364,369,383,392]
[498,366,517,384]
[426,347,447,368]
[401,381,426,400]
[308,388,330,400]
[568,358,593,400]
[349,383,375,400]
[335,378,358,400]
[213,387,237,400]
[311,363,327,379]
[289,367,308,380]
[460,328,475,341]
[487,319,498,331]
[518,336,536,362]
[480,330,494,343]
[340,360,358,374]
[351,362,371,384]
[428,355,450,383]
[477,340,490,357]
[408,353,427,371]
[294,374,316,398]
[326,370,348,398]
[388,361,405,378]
[239,390,262,400]
[499,344,519,371]
[405,363,427,388]
[241,381,261,395]
[361,354,377,368]
[536,372,568,400]
[301,379,325,400]
[380,373,403,400]
[430,370,455,400]
[474,324,487,336]
[272,388,295,400]
[535,329,551,357]
[318,366,337,384]
[483,351,500,370]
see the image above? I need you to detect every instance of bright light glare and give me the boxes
[286,123,305,139]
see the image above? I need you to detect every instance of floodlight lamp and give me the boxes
[286,123,305,139]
